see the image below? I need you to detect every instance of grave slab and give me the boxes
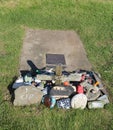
[20,29,92,72]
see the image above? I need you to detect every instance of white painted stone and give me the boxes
[71,94,87,109]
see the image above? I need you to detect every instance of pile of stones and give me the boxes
[12,68,109,109]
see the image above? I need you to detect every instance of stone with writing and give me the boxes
[14,86,43,106]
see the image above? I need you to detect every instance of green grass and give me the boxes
[0,0,113,129]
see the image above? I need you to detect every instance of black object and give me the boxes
[50,86,75,99]
[27,60,38,73]
[46,54,66,66]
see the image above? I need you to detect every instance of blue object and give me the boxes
[57,98,71,109]
[50,97,56,108]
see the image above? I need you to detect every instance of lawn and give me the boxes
[0,0,113,129]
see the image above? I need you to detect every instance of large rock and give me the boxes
[71,94,87,109]
[14,86,43,106]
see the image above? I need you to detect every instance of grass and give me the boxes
[0,0,113,129]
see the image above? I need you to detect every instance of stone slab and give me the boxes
[20,29,92,72]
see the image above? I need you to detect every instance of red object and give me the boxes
[63,81,70,86]
[81,74,86,81]
[44,96,51,107]
[77,85,84,94]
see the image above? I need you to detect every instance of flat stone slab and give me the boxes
[20,29,92,72]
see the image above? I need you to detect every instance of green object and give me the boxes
[24,73,33,83]
[36,69,41,74]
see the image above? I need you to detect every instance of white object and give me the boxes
[42,87,48,95]
[34,78,41,83]
[97,95,109,104]
[15,77,23,83]
[88,101,104,109]
[52,80,55,84]
[46,68,54,73]
[71,94,87,109]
